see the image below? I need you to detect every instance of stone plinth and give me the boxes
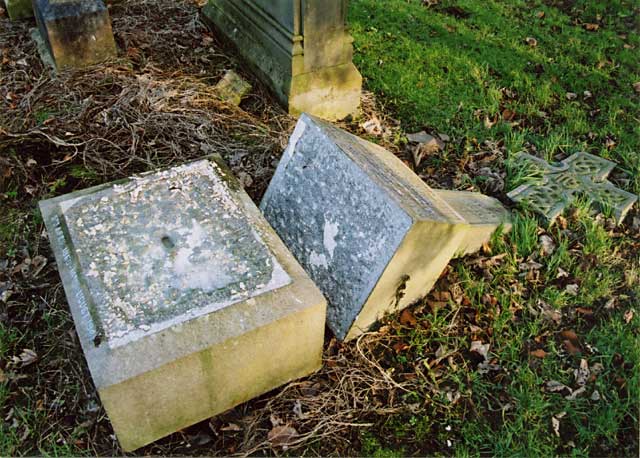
[261,115,510,341]
[434,190,512,257]
[33,0,117,70]
[203,0,362,121]
[4,0,33,20]
[39,158,326,451]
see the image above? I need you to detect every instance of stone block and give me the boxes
[261,114,493,341]
[4,0,33,20]
[434,190,512,257]
[39,158,326,451]
[33,0,117,70]
[214,70,252,106]
[203,0,362,120]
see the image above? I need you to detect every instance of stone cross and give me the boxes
[203,0,362,120]
[507,152,637,224]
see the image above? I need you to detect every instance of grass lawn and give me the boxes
[349,0,639,456]
[0,0,638,456]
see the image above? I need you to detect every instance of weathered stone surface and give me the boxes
[507,152,637,224]
[203,0,362,120]
[4,0,33,20]
[40,158,326,451]
[215,70,252,106]
[261,115,509,341]
[434,190,512,257]
[33,0,117,70]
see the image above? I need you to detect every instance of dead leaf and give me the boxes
[427,300,447,313]
[400,309,418,327]
[566,385,586,400]
[552,416,561,437]
[0,368,6,383]
[530,349,547,359]
[590,390,601,401]
[556,267,569,279]
[393,341,410,353]
[584,23,600,31]
[574,359,590,386]
[525,37,538,47]
[18,349,38,366]
[545,380,571,393]
[220,423,241,432]
[566,92,578,100]
[268,425,298,447]
[575,307,593,315]
[560,330,578,342]
[563,340,581,355]
[633,82,640,93]
[536,11,545,18]
[565,284,579,296]
[539,235,556,256]
[470,341,490,361]
[624,309,634,323]
[361,116,383,136]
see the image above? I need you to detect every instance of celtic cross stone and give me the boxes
[507,152,637,224]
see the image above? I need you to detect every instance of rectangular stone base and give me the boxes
[40,158,327,451]
[33,0,117,70]
[435,190,512,257]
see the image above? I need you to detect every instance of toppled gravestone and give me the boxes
[261,114,511,341]
[40,158,326,451]
[33,0,117,70]
[507,152,637,224]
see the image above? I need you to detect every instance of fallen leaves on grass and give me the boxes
[634,82,640,93]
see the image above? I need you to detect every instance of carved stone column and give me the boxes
[203,0,362,120]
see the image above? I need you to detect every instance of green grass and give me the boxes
[350,0,640,193]
[349,0,639,455]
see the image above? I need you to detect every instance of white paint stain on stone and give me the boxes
[309,251,328,269]
[323,220,339,259]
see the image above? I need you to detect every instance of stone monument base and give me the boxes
[33,0,117,70]
[203,0,362,120]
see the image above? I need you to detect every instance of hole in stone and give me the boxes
[161,235,175,250]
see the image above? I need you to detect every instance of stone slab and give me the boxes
[434,190,512,257]
[33,0,117,70]
[507,152,637,224]
[4,0,33,20]
[39,158,326,451]
[261,114,483,340]
[202,0,362,120]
